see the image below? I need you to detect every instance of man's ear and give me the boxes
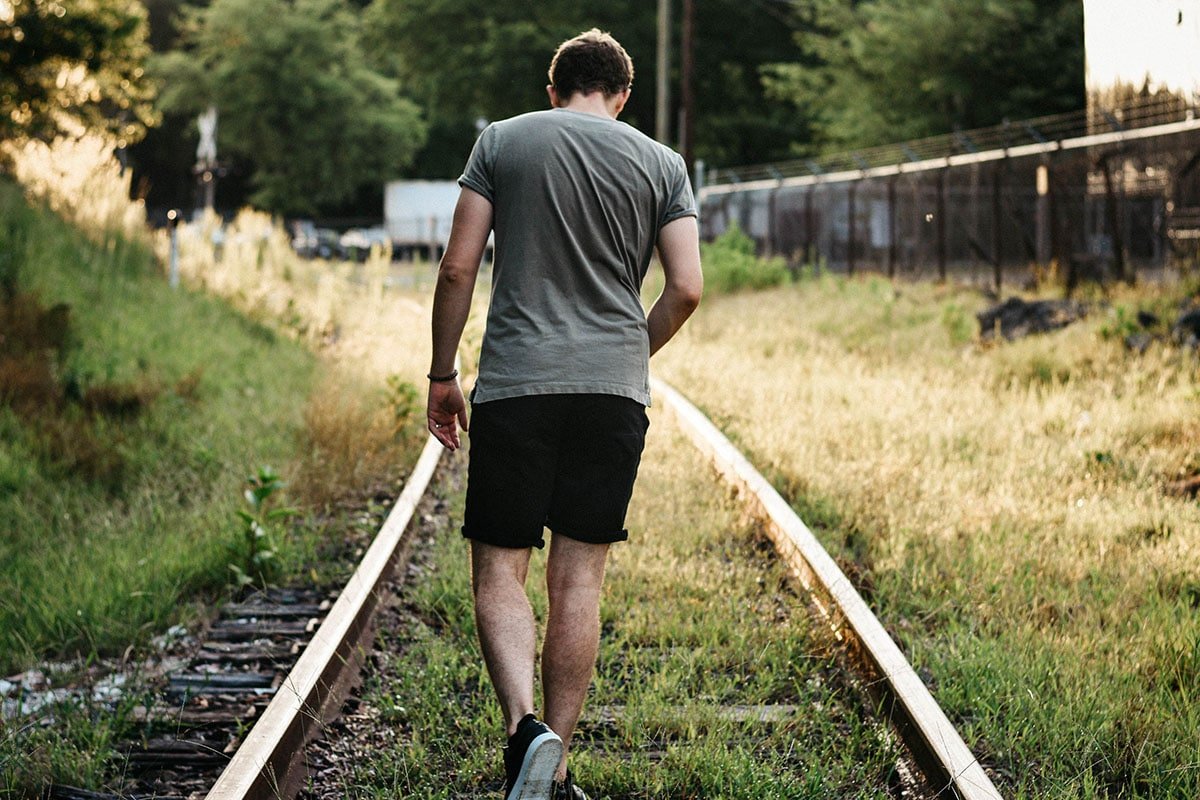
[612,88,631,117]
[546,84,560,108]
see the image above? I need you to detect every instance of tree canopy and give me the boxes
[29,0,1092,213]
[154,0,427,215]
[765,0,1084,152]
[362,0,809,178]
[0,0,157,145]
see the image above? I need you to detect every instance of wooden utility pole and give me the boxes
[680,0,695,174]
[656,0,671,144]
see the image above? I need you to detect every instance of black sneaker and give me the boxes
[552,769,591,800]
[503,713,563,800]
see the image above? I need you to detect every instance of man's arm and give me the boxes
[428,187,493,450]
[647,215,703,357]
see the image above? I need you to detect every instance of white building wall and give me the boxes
[1084,0,1200,105]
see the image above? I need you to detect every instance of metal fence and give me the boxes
[699,96,1200,289]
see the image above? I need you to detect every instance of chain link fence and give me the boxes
[700,96,1200,289]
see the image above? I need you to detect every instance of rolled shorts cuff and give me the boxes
[550,526,630,545]
[461,525,546,550]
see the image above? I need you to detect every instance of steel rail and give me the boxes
[653,376,1004,800]
[205,433,445,800]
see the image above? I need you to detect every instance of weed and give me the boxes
[941,301,975,344]
[385,373,419,431]
[230,466,295,589]
[1099,304,1140,340]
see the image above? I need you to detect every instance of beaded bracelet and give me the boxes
[427,369,459,383]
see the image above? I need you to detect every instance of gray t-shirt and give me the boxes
[458,108,696,406]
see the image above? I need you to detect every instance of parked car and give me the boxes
[339,227,392,261]
[290,220,343,259]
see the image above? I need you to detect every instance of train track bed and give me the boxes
[301,411,927,799]
[39,479,414,800]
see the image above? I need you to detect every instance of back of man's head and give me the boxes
[548,29,634,100]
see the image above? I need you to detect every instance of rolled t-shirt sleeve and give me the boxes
[458,124,498,203]
[660,152,697,227]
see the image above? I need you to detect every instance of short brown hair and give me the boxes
[548,29,634,100]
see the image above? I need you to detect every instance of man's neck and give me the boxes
[559,92,619,119]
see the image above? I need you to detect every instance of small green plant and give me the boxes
[385,373,419,431]
[230,466,296,588]
[1099,304,1139,340]
[941,301,974,344]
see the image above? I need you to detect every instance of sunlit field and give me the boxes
[653,274,1200,798]
[168,208,444,385]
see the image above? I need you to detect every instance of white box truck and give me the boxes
[384,180,461,260]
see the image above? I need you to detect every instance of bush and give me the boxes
[700,222,790,294]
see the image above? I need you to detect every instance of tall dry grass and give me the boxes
[3,127,148,243]
[289,370,421,509]
[168,208,439,388]
[164,207,453,508]
[653,274,1200,797]
[4,126,438,394]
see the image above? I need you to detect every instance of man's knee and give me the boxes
[545,537,609,604]
[470,541,532,597]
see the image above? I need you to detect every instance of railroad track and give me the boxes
[202,433,443,800]
[652,378,1003,800]
[53,381,1001,799]
[45,433,444,800]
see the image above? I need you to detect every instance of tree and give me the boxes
[0,0,157,145]
[765,0,1084,152]
[689,0,813,168]
[154,0,426,216]
[362,0,619,178]
[362,0,810,177]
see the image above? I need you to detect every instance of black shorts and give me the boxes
[462,393,650,549]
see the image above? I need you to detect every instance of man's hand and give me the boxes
[427,379,469,451]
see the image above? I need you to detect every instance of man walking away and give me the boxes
[426,28,703,800]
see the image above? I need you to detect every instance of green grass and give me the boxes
[0,178,321,673]
[326,415,902,799]
[0,177,332,791]
[654,272,1200,798]
[0,172,428,794]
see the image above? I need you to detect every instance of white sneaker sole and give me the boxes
[507,730,564,800]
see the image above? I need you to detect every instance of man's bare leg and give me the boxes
[542,534,610,781]
[471,541,537,736]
